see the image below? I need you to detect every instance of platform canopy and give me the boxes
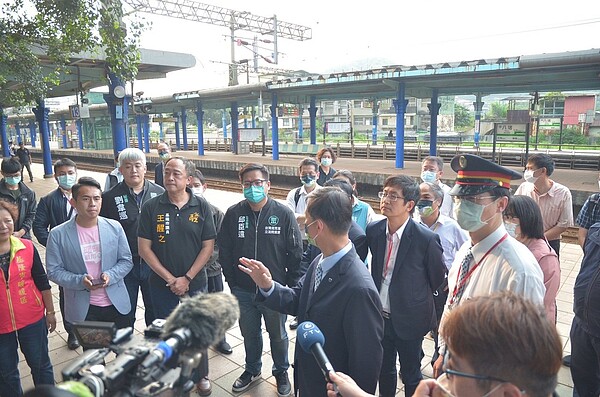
[3,46,196,105]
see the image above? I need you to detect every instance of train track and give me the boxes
[78,163,580,245]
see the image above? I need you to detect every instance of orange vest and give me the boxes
[0,237,45,334]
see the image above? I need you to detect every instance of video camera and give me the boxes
[56,319,202,397]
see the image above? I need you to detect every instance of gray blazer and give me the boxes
[46,217,133,323]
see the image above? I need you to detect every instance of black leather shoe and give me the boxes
[289,317,299,330]
[216,340,233,355]
[67,333,80,350]
[562,355,571,367]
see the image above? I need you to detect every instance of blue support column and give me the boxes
[29,121,36,148]
[104,73,128,157]
[0,108,8,157]
[32,101,53,177]
[196,101,205,156]
[136,115,143,150]
[372,101,379,145]
[75,119,83,150]
[298,105,304,141]
[222,110,228,140]
[251,108,256,128]
[15,122,22,145]
[270,94,279,160]
[174,112,181,150]
[393,83,408,169]
[60,116,67,148]
[308,96,317,145]
[181,107,188,150]
[159,121,164,141]
[230,102,239,154]
[427,89,441,156]
[142,114,150,154]
[473,93,484,148]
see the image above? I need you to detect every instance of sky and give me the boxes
[126,0,600,98]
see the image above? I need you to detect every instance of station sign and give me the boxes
[539,117,561,128]
[325,122,351,134]
[495,123,527,142]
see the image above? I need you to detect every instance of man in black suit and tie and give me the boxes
[32,158,80,349]
[239,186,384,397]
[367,174,446,397]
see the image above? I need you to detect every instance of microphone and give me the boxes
[297,321,335,382]
[140,292,239,370]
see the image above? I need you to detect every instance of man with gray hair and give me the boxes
[100,148,164,327]
[420,156,453,219]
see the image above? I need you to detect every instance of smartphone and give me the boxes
[90,278,104,286]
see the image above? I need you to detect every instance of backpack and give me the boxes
[294,187,301,208]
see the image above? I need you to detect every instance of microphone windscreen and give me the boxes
[297,321,325,353]
[161,292,239,350]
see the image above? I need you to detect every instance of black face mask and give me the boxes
[416,199,434,209]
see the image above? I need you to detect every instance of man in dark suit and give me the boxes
[239,186,383,397]
[32,158,80,350]
[367,174,446,397]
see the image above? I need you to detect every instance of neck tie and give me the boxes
[314,262,323,291]
[454,249,474,306]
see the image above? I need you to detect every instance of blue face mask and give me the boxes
[5,176,21,186]
[244,185,266,204]
[57,174,77,190]
[421,170,437,183]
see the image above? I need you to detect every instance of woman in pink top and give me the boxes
[504,195,560,322]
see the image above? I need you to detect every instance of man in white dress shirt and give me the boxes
[432,154,546,378]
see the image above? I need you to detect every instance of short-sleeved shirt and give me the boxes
[576,193,600,230]
[515,181,574,233]
[138,189,216,291]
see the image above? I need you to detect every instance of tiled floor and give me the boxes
[18,163,578,396]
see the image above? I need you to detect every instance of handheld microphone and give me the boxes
[297,321,335,382]
[140,292,239,370]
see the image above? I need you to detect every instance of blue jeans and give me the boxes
[231,287,289,376]
[0,317,54,396]
[378,318,423,397]
[124,259,155,327]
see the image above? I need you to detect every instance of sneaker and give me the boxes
[232,370,261,393]
[274,371,291,396]
[289,317,299,330]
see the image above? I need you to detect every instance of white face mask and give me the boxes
[421,170,437,183]
[320,158,332,167]
[454,198,497,232]
[191,187,205,197]
[523,169,539,184]
[435,373,505,397]
[504,222,518,239]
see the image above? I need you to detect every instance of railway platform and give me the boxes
[18,160,579,396]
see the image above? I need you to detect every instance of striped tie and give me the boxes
[454,249,474,306]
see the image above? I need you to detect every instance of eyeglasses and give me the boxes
[305,219,318,235]
[443,350,507,384]
[378,191,406,202]
[453,195,498,204]
[242,179,268,188]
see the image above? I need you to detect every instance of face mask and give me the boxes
[300,175,316,187]
[421,170,437,183]
[5,176,21,186]
[454,198,497,232]
[191,187,205,198]
[504,222,518,238]
[435,373,505,397]
[57,174,77,190]
[416,200,436,217]
[320,158,332,167]
[159,152,170,161]
[523,169,539,184]
[305,220,320,246]
[244,185,266,204]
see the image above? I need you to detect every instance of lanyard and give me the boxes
[449,234,508,305]
[382,234,394,279]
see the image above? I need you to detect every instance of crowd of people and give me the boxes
[2,143,600,397]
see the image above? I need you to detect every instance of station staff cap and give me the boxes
[449,154,522,196]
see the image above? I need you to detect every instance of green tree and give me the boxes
[454,103,474,129]
[0,0,146,108]
[486,102,508,119]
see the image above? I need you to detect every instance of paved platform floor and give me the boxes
[17,162,578,396]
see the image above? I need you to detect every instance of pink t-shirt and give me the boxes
[77,223,111,307]
[526,238,560,322]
